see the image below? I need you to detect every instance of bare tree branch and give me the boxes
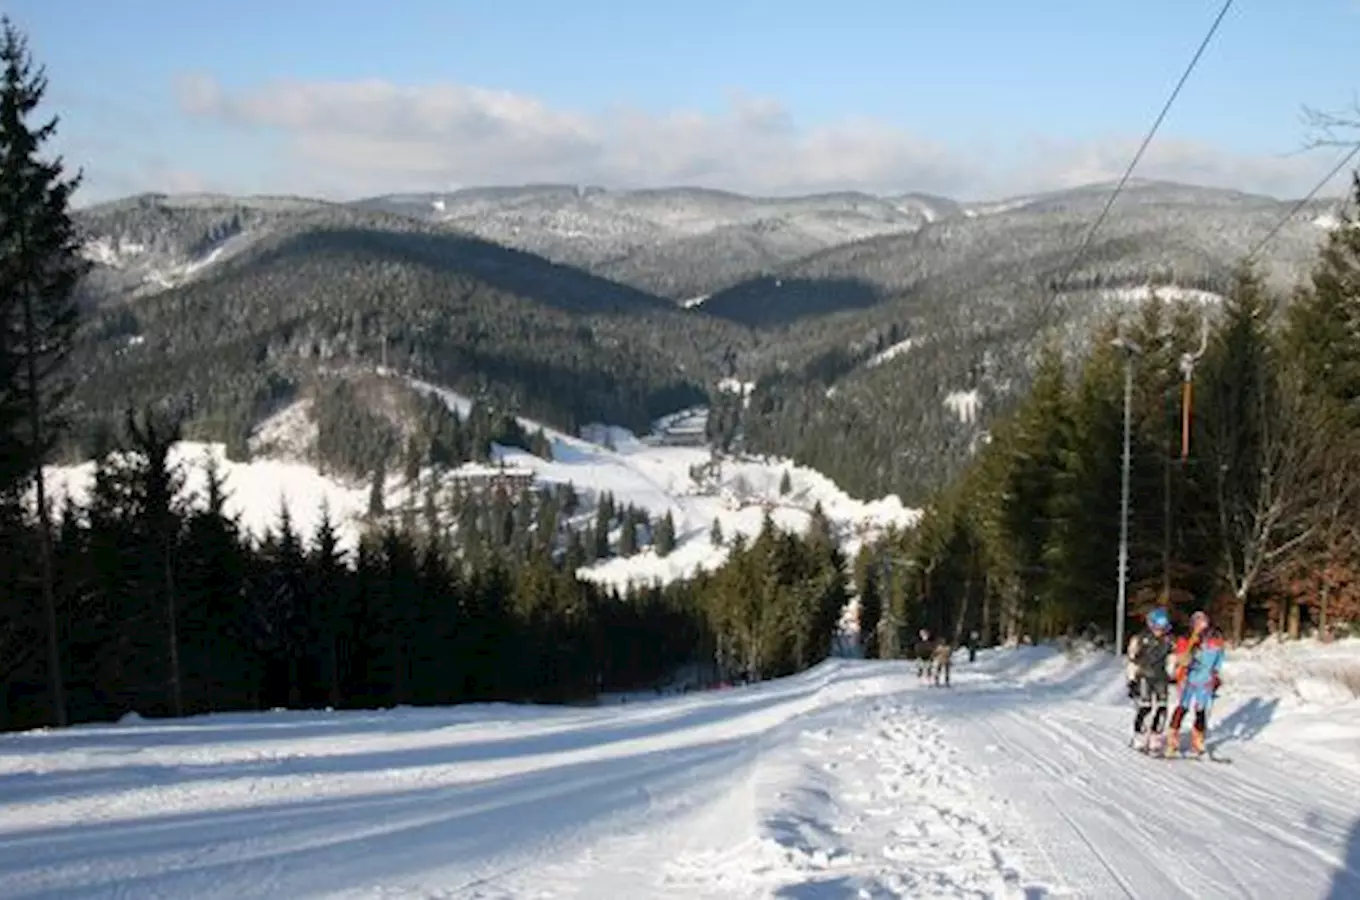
[1206,342,1319,640]
[1302,98,1360,150]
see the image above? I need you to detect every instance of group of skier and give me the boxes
[1124,605,1226,758]
[912,628,980,687]
[905,609,1226,760]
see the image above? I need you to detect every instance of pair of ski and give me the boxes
[1133,740,1232,764]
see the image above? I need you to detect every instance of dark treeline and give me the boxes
[1,411,851,730]
[308,375,552,482]
[856,175,1360,653]
[0,410,705,730]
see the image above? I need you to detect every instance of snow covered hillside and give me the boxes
[3,639,1356,898]
[43,378,920,591]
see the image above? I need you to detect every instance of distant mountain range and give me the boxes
[68,177,1347,504]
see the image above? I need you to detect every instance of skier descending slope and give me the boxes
[1166,610,1226,759]
[1125,606,1175,752]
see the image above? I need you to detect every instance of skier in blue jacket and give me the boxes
[1166,609,1225,758]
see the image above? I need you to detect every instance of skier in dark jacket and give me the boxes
[1125,607,1175,752]
[914,629,934,679]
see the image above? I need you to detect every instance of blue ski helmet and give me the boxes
[1146,607,1170,632]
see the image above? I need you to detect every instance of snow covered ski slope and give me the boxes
[2,642,1359,899]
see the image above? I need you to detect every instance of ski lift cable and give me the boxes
[1036,0,1236,333]
[1244,141,1360,262]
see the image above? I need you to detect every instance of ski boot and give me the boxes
[1164,730,1181,758]
[1190,727,1206,758]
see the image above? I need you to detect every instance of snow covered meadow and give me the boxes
[42,375,921,594]
[1,639,1357,898]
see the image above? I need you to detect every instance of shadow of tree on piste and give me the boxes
[0,663,893,811]
[1327,815,1360,900]
[0,733,756,900]
[1326,816,1360,900]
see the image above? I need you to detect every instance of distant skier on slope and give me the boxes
[915,629,935,679]
[931,638,953,687]
[1166,609,1225,758]
[1125,607,1175,752]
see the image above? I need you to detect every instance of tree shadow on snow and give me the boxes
[1326,816,1360,900]
[0,665,891,809]
[0,733,753,899]
[0,663,883,755]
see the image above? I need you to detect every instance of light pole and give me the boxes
[1112,335,1142,656]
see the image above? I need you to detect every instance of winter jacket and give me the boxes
[1174,629,1225,689]
[1126,629,1174,683]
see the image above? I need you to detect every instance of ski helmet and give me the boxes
[1146,607,1170,632]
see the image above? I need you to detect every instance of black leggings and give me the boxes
[1133,677,1170,733]
[1169,706,1207,733]
[1134,704,1168,734]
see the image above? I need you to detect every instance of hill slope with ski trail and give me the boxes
[1,642,1357,899]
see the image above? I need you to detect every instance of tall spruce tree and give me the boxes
[0,20,87,726]
[1282,173,1360,429]
[1278,175,1360,634]
[1197,263,1312,641]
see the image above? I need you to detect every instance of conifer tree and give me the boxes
[1282,174,1360,430]
[655,510,677,557]
[853,545,883,658]
[124,408,188,716]
[0,19,87,726]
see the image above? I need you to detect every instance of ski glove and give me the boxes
[1211,673,1221,696]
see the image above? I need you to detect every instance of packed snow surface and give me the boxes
[3,638,1358,898]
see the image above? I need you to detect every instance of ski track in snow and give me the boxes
[1,646,1358,898]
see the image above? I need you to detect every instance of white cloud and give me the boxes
[171,74,1338,202]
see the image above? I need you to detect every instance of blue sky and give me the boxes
[5,0,1359,204]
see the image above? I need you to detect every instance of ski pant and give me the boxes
[1133,675,1170,735]
[1170,682,1214,735]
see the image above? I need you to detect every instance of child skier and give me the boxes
[1125,607,1175,752]
[1166,609,1225,758]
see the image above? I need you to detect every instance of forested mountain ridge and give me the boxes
[66,197,758,472]
[352,185,962,301]
[67,179,1342,505]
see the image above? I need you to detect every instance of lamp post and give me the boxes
[1112,335,1142,656]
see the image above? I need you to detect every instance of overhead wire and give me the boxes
[1034,0,1235,334]
[1244,141,1360,262]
